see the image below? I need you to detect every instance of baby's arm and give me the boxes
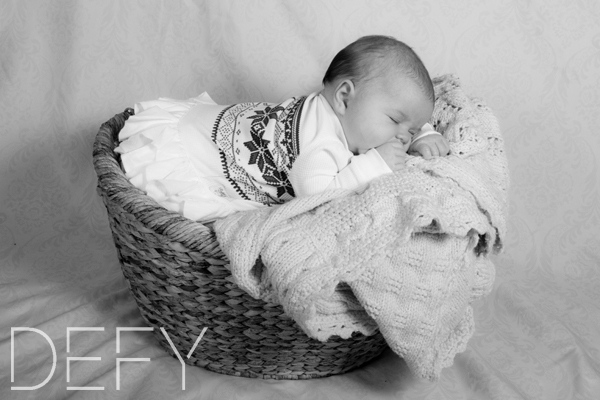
[289,144,394,196]
[408,123,450,159]
[328,149,398,190]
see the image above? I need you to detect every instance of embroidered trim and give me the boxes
[211,104,251,201]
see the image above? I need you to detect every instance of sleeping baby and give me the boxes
[116,35,450,222]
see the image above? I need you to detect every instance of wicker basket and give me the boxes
[93,109,388,379]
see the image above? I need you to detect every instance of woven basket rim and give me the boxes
[92,109,216,252]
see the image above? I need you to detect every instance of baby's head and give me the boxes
[322,35,434,154]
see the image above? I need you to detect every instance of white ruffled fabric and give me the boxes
[115,93,265,222]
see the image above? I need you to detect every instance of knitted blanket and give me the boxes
[214,74,509,381]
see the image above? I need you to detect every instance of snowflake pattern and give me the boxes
[211,96,306,205]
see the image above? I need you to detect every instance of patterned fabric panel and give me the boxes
[211,96,306,205]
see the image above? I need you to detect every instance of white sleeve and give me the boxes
[290,145,393,197]
[412,122,441,142]
[325,148,392,190]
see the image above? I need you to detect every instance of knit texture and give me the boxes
[214,74,509,381]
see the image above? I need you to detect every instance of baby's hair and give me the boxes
[322,35,434,103]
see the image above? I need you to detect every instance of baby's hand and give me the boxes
[408,133,450,159]
[375,140,407,172]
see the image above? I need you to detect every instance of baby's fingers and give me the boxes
[430,142,445,158]
[419,145,433,159]
[436,140,450,156]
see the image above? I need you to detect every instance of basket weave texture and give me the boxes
[93,109,388,379]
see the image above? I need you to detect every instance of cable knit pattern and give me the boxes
[214,74,509,381]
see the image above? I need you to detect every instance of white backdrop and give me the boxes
[1,1,599,399]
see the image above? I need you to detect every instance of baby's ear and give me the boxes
[333,79,355,115]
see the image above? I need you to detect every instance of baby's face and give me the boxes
[341,72,433,155]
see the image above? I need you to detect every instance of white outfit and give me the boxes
[116,91,436,222]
